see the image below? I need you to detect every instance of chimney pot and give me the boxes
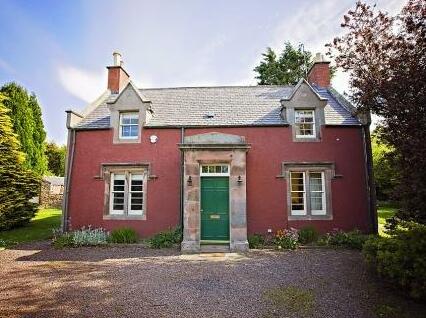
[113,51,122,66]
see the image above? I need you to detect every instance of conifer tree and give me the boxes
[0,82,47,175]
[0,93,40,230]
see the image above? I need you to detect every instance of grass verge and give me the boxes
[0,208,61,249]
[377,203,397,236]
[263,286,315,316]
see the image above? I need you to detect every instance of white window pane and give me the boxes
[129,125,138,136]
[131,174,143,181]
[309,172,325,215]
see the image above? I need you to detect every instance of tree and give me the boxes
[45,141,66,176]
[371,132,399,201]
[0,93,40,230]
[254,42,312,85]
[0,82,47,175]
[328,0,426,223]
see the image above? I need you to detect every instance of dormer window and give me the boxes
[295,109,316,138]
[119,112,139,139]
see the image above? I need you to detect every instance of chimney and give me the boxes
[107,52,130,94]
[307,53,330,87]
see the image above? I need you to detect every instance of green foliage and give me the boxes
[108,227,139,244]
[318,229,370,250]
[53,232,73,248]
[53,226,109,248]
[372,134,399,201]
[298,226,319,245]
[45,141,66,176]
[0,82,47,175]
[148,227,181,249]
[363,221,426,300]
[0,208,61,248]
[248,233,265,249]
[254,43,312,85]
[72,227,109,246]
[0,93,40,230]
[274,228,299,250]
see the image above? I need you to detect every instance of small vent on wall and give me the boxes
[205,112,215,119]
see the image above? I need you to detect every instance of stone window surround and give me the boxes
[100,163,150,220]
[281,162,334,220]
[111,109,143,144]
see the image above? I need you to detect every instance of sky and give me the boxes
[0,0,406,144]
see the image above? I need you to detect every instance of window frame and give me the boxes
[104,168,147,220]
[200,164,230,177]
[119,112,139,140]
[290,171,307,215]
[294,109,316,139]
[283,162,333,220]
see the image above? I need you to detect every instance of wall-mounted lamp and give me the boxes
[187,176,193,186]
[237,175,243,185]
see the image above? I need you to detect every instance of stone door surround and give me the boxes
[179,132,250,253]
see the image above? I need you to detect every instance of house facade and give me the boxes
[63,52,376,252]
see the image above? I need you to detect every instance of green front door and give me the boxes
[200,177,230,241]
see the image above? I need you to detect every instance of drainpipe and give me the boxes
[62,110,82,232]
[179,127,185,230]
[360,111,378,234]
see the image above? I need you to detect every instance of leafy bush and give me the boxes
[148,227,182,249]
[53,232,74,248]
[108,227,138,244]
[274,228,299,250]
[248,234,265,249]
[72,227,109,246]
[318,229,369,250]
[363,221,426,299]
[52,226,109,248]
[298,226,319,245]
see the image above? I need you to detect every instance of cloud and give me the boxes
[57,65,106,103]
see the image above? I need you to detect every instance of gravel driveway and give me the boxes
[1,242,425,318]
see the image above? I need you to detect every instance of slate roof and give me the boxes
[75,85,360,129]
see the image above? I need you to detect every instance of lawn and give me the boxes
[377,203,397,236]
[0,208,61,249]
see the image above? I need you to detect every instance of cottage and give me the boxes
[63,52,376,252]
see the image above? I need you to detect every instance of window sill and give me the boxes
[293,137,321,142]
[114,138,141,144]
[288,215,332,221]
[103,215,146,221]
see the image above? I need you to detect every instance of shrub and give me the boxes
[149,227,181,249]
[53,232,74,248]
[298,226,319,245]
[53,226,109,248]
[274,228,299,250]
[319,229,369,250]
[363,221,426,299]
[248,234,265,249]
[108,227,138,244]
[72,226,109,246]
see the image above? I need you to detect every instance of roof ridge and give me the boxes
[139,84,294,91]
